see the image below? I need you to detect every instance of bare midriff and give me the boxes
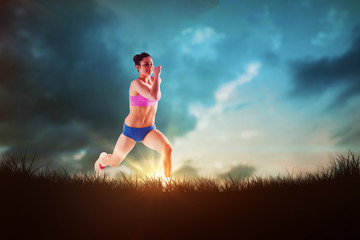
[124,105,157,128]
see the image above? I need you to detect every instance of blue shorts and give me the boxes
[122,124,156,142]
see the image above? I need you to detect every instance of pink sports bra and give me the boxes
[129,94,159,107]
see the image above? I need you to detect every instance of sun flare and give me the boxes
[126,157,164,179]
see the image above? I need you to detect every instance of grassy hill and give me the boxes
[1,151,359,239]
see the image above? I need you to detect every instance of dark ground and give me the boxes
[1,173,360,239]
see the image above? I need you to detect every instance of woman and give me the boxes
[94,52,172,178]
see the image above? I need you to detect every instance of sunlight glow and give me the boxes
[126,157,164,179]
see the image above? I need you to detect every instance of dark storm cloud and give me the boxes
[0,0,132,168]
[218,164,255,180]
[289,33,360,108]
[289,30,360,148]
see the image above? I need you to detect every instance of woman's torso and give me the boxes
[124,79,158,128]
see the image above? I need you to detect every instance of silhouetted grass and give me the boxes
[2,151,359,192]
[1,150,359,239]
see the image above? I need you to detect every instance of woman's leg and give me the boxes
[95,133,136,173]
[141,129,172,177]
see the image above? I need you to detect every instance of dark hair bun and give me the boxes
[133,52,151,66]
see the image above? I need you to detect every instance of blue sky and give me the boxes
[1,0,359,179]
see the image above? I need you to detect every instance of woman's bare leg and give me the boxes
[95,134,136,173]
[141,129,172,177]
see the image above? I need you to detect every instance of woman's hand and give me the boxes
[153,66,161,78]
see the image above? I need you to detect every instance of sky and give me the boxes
[1,0,360,180]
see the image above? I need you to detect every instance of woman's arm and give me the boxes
[131,66,161,100]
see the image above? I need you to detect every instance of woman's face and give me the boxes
[137,57,154,76]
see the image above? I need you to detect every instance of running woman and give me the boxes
[94,52,172,178]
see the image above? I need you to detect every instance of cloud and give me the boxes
[0,0,136,168]
[170,62,266,178]
[290,34,360,108]
[215,62,261,102]
[332,115,360,147]
[336,129,360,147]
[218,164,255,180]
[96,0,219,56]
[311,8,348,46]
[300,0,312,9]
[173,160,199,179]
[189,62,261,130]
[174,26,225,61]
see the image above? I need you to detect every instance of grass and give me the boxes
[1,151,360,239]
[2,151,359,192]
